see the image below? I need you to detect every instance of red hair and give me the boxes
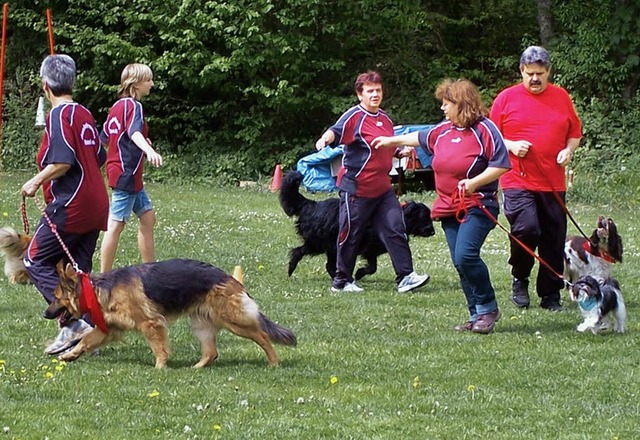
[355,71,383,93]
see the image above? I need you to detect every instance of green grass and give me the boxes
[1,171,639,439]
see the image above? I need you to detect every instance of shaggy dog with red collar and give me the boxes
[564,216,622,283]
[46,259,296,368]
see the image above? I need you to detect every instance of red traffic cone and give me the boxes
[270,164,283,192]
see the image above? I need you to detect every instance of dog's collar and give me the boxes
[78,273,109,333]
[578,296,598,311]
[583,241,616,263]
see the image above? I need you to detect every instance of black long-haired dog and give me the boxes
[279,171,435,280]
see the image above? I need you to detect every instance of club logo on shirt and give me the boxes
[451,137,462,143]
[81,123,97,146]
[107,117,122,135]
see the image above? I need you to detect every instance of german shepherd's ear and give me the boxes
[57,262,79,283]
[56,260,65,276]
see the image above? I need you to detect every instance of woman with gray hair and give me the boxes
[21,54,109,354]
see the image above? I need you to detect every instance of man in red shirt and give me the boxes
[21,54,109,354]
[490,46,582,311]
[315,71,429,293]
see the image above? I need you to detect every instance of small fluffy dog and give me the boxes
[46,259,297,368]
[570,275,626,334]
[279,171,435,279]
[564,216,622,283]
[0,226,31,284]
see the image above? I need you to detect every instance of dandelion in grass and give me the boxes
[412,376,421,388]
[148,390,160,398]
[44,371,54,379]
[213,424,222,431]
[467,384,476,400]
[330,376,338,385]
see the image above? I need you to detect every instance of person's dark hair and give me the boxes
[40,54,76,96]
[435,79,487,128]
[519,45,551,69]
[355,71,383,93]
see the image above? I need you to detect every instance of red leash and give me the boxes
[453,186,571,287]
[526,149,591,242]
[20,196,30,235]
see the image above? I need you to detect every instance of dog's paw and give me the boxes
[59,350,81,362]
[576,322,589,333]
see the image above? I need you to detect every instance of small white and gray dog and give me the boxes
[570,276,626,334]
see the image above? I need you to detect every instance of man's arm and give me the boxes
[21,163,71,197]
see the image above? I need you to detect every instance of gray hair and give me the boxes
[519,46,551,69]
[40,54,76,96]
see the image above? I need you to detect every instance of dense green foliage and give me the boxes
[0,0,639,187]
[1,172,639,438]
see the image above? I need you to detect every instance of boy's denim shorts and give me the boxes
[109,189,153,222]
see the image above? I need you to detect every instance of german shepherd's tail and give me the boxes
[279,171,309,217]
[259,312,297,346]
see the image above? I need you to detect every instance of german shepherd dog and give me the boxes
[279,171,435,279]
[46,259,297,368]
[0,226,31,284]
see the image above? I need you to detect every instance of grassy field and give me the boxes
[0,171,638,439]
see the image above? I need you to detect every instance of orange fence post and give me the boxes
[46,8,54,54]
[0,3,9,170]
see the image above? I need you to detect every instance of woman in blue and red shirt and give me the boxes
[373,79,511,334]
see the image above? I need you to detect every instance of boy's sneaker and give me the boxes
[398,272,430,293]
[331,282,364,293]
[44,319,93,355]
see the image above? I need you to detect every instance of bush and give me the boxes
[1,67,42,171]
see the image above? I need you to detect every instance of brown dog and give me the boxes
[47,259,297,368]
[0,226,31,284]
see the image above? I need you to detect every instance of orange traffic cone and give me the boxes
[232,265,244,284]
[270,164,283,192]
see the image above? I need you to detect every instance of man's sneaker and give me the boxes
[331,282,364,293]
[511,278,530,308]
[472,309,501,334]
[44,319,93,355]
[540,295,563,312]
[398,272,430,293]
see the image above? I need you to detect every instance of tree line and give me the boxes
[1,0,638,185]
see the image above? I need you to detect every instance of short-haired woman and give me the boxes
[21,54,109,354]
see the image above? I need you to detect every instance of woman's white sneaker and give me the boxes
[331,282,364,293]
[398,272,430,293]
